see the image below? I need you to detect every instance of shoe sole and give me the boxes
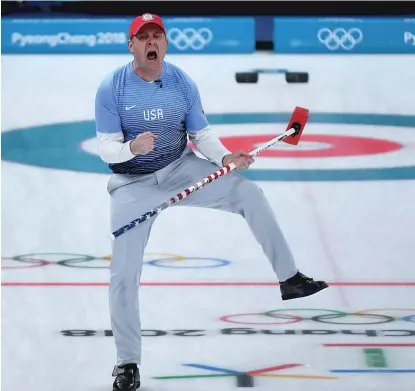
[113,381,140,391]
[281,284,329,301]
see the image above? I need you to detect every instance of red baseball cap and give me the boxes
[129,13,166,38]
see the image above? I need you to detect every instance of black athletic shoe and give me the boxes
[112,363,140,390]
[280,271,328,301]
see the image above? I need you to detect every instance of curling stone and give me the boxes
[235,72,258,84]
[285,72,309,83]
[236,374,254,387]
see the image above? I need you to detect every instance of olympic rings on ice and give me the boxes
[2,252,231,269]
[220,308,415,325]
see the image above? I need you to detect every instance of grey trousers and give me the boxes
[107,147,298,366]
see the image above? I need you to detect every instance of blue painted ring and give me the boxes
[2,112,415,181]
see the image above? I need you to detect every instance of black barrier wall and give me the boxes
[2,1,415,17]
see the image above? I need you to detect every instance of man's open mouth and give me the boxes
[147,51,158,61]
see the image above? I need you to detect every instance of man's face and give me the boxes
[128,24,168,72]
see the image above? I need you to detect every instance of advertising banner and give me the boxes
[273,17,415,54]
[2,17,255,54]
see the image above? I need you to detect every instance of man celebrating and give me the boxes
[94,13,328,391]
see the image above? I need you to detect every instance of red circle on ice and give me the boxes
[209,134,402,158]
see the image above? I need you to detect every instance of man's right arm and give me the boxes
[94,75,136,164]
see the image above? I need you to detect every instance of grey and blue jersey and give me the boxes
[94,60,209,174]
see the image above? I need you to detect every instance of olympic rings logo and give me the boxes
[317,28,363,51]
[220,308,415,325]
[2,253,231,269]
[167,28,213,51]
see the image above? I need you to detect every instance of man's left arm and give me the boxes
[185,79,232,167]
[185,79,254,170]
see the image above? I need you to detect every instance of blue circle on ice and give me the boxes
[2,112,415,181]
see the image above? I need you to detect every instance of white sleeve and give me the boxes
[97,131,136,164]
[188,127,231,167]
